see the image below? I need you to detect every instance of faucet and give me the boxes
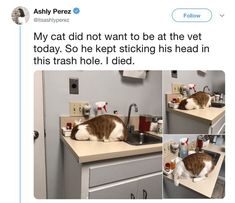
[126,103,138,132]
[203,85,210,93]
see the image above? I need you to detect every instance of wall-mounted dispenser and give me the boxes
[95,101,108,116]
[83,104,91,117]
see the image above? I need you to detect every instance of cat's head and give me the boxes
[70,119,83,139]
[178,99,187,110]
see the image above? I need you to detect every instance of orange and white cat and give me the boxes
[178,92,212,110]
[173,153,214,186]
[70,115,127,142]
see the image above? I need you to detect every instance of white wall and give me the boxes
[210,71,225,94]
[163,134,198,143]
[42,70,162,198]
[163,70,225,94]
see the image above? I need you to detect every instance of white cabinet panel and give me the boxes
[89,172,162,199]
[137,173,162,199]
[89,154,162,187]
[89,179,138,199]
[210,115,225,134]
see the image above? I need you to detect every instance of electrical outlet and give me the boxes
[171,70,178,78]
[69,101,88,116]
[163,141,171,157]
[163,140,174,158]
[69,78,79,94]
[172,83,181,93]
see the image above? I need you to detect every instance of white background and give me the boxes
[0,0,234,202]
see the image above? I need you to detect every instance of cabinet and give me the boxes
[167,111,225,134]
[163,176,206,198]
[136,173,162,199]
[63,145,162,199]
[89,178,138,199]
[89,172,162,199]
[210,115,225,134]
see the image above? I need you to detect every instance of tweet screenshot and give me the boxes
[3,0,234,202]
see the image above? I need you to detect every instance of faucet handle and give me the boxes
[128,125,135,133]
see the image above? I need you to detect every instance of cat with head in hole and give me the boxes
[173,153,214,186]
[178,92,213,110]
[71,115,127,142]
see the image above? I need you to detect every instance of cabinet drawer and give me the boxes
[211,115,225,134]
[89,153,162,187]
[89,178,138,199]
[89,172,162,199]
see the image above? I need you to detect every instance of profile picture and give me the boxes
[11,6,30,25]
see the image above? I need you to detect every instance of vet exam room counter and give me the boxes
[60,134,162,163]
[60,115,162,163]
[163,143,225,198]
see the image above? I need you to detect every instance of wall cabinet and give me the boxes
[63,145,162,199]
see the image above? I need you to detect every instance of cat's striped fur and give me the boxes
[71,115,127,142]
[173,153,214,186]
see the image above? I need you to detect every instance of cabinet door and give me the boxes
[210,115,225,134]
[89,153,162,187]
[137,173,162,199]
[89,179,138,199]
[34,71,47,198]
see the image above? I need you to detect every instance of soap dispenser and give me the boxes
[95,101,108,116]
[83,104,91,117]
[179,138,189,158]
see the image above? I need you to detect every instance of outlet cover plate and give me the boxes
[171,70,178,78]
[69,101,88,116]
[69,78,79,94]
[172,83,181,93]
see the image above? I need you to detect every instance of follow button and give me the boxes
[172,8,212,22]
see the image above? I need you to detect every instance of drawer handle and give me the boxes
[131,193,135,199]
[34,131,39,140]
[143,189,148,199]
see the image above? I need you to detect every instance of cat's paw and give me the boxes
[103,139,110,142]
[174,179,180,186]
[193,177,206,182]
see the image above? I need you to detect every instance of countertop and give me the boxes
[164,143,225,198]
[167,107,225,125]
[60,134,162,163]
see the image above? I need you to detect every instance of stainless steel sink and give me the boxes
[211,102,225,108]
[204,150,221,165]
[125,131,162,145]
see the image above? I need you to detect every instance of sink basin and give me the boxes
[211,102,225,108]
[125,131,162,145]
[204,150,221,165]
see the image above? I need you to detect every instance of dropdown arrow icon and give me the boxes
[220,14,224,17]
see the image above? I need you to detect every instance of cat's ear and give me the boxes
[73,119,82,127]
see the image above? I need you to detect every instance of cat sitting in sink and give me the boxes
[70,115,127,142]
[178,92,212,110]
[173,153,214,186]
